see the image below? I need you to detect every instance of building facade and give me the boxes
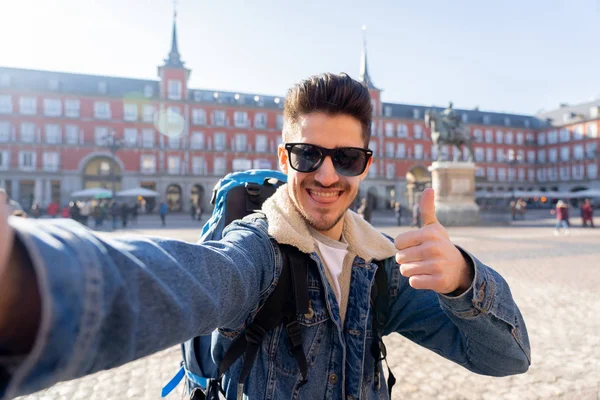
[0,18,598,212]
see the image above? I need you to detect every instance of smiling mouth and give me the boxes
[306,189,343,204]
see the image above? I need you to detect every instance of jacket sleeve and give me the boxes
[2,216,276,399]
[384,248,531,377]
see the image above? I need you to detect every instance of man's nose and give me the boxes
[314,156,339,187]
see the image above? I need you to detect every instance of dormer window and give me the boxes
[144,85,154,98]
[168,80,182,100]
[98,81,108,94]
[504,117,511,127]
[0,74,10,87]
[49,79,60,91]
[412,108,420,119]
[483,115,491,125]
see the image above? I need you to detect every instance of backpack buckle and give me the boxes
[285,320,303,350]
[245,182,261,197]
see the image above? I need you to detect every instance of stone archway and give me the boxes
[405,165,431,207]
[82,156,122,191]
[166,184,183,212]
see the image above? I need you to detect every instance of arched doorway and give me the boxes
[405,166,431,207]
[191,184,205,215]
[166,184,182,211]
[367,187,378,210]
[82,157,122,190]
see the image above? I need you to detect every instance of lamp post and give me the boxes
[104,130,124,199]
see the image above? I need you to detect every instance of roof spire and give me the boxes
[359,25,378,90]
[164,0,185,68]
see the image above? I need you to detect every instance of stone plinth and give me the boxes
[428,161,480,226]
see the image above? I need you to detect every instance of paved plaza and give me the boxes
[14,213,600,400]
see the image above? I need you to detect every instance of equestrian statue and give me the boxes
[424,102,474,162]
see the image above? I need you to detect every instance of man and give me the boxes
[0,73,530,400]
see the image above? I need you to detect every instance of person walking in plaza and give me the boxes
[120,202,129,228]
[0,73,530,400]
[109,201,119,231]
[190,202,197,220]
[551,200,570,236]
[394,201,403,226]
[581,199,594,228]
[159,201,168,227]
[79,201,91,227]
[130,202,138,225]
[412,201,422,227]
[46,201,59,218]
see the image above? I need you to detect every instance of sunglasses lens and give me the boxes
[289,144,322,172]
[334,148,368,176]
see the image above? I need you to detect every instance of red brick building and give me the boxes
[0,17,598,212]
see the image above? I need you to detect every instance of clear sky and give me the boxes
[1,0,599,115]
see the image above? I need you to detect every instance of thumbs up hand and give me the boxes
[394,188,474,296]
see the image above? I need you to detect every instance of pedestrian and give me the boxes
[551,200,570,236]
[190,203,197,220]
[121,203,129,228]
[412,202,422,227]
[61,204,70,218]
[69,201,81,223]
[357,197,372,223]
[31,203,41,219]
[0,73,530,400]
[79,201,91,227]
[159,201,168,227]
[46,201,59,218]
[581,198,594,228]
[509,200,517,221]
[131,202,138,224]
[394,201,403,226]
[110,201,120,231]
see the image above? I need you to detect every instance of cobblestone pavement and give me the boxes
[15,216,600,400]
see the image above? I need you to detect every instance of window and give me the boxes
[214,157,226,175]
[486,148,493,162]
[516,132,524,145]
[94,127,109,145]
[213,110,226,126]
[277,115,284,130]
[0,95,12,114]
[385,123,394,137]
[190,132,205,150]
[559,166,570,181]
[19,97,36,115]
[254,113,267,129]
[144,85,154,98]
[559,146,569,161]
[397,124,408,138]
[537,132,546,145]
[486,167,496,181]
[485,130,493,143]
[0,74,10,87]
[20,123,36,143]
[496,149,504,162]
[191,109,207,125]
[528,169,535,182]
[473,129,483,142]
[527,150,535,164]
[0,122,10,142]
[587,122,598,138]
[371,100,377,116]
[537,150,546,163]
[368,141,376,154]
[505,131,513,145]
[412,109,420,119]
[43,99,61,117]
[19,151,36,170]
[414,144,423,160]
[548,130,558,144]
[414,125,423,139]
[386,163,395,179]
[168,156,181,174]
[385,143,394,158]
[141,105,155,123]
[43,152,59,172]
[495,130,503,144]
[234,112,248,128]
[368,163,377,178]
[142,129,154,148]
[384,106,392,117]
[536,168,546,182]
[140,155,156,174]
[396,143,406,158]
[572,164,584,180]
[548,148,558,162]
[124,128,138,147]
[168,134,180,149]
[526,133,534,144]
[559,128,570,142]
[65,125,79,145]
[124,104,138,121]
[504,117,511,127]
[371,122,378,137]
[0,150,8,170]
[518,169,525,181]
[475,167,484,177]
[65,99,80,118]
[498,168,506,182]
[474,147,484,162]
[168,80,182,100]
[461,113,468,123]
[45,124,61,144]
[255,135,267,153]
[585,142,597,159]
[192,156,205,175]
[98,81,108,94]
[235,134,247,152]
[587,163,598,180]
[94,101,111,119]
[214,132,226,151]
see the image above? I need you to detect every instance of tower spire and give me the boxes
[164,0,185,68]
[359,25,378,90]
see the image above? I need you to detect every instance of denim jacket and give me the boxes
[2,187,530,400]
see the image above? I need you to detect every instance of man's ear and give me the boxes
[278,144,289,174]
[359,155,374,181]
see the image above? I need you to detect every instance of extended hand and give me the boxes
[394,188,473,295]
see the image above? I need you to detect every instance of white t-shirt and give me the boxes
[309,229,349,302]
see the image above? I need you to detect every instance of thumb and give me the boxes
[419,188,438,225]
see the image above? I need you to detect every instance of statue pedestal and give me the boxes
[428,162,480,226]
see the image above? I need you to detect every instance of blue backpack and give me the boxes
[161,169,394,400]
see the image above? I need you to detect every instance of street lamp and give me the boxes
[104,130,124,199]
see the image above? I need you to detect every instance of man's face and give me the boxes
[278,113,372,237]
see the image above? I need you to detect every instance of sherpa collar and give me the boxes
[261,184,397,262]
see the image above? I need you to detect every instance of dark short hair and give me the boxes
[283,73,372,147]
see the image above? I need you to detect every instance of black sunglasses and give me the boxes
[284,143,373,177]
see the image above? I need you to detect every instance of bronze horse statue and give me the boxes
[424,109,474,162]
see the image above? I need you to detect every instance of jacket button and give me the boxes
[329,374,339,385]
